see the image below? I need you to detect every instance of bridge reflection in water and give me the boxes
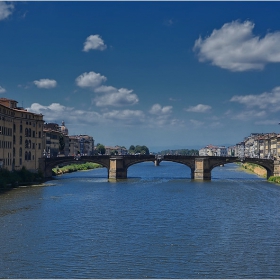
[39,155,280,181]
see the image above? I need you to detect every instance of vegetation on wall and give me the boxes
[0,167,43,191]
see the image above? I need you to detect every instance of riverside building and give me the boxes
[0,98,44,172]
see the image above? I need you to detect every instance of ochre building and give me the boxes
[0,98,44,172]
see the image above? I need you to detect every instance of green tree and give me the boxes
[59,134,65,152]
[96,144,106,155]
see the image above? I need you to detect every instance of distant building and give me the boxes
[199,144,218,156]
[105,146,128,155]
[217,146,227,157]
[69,135,94,156]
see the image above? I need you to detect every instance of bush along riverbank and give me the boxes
[0,167,44,192]
[52,162,103,176]
[268,176,280,184]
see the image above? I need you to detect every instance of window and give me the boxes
[20,136,22,145]
[25,140,28,148]
[20,125,22,133]
[25,128,28,137]
[19,147,22,157]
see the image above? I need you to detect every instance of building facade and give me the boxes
[69,135,94,156]
[0,98,44,172]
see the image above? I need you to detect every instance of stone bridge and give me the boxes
[39,155,156,180]
[38,155,280,181]
[163,155,277,180]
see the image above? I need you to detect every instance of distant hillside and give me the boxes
[158,149,199,156]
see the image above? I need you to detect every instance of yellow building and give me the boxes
[0,98,44,172]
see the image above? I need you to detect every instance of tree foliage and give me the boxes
[129,145,150,155]
[59,134,65,152]
[96,143,106,155]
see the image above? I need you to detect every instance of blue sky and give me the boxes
[1,1,280,151]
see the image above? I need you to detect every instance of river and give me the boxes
[0,162,280,278]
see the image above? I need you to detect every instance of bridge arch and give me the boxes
[207,157,274,179]
[161,156,196,178]
[40,156,111,178]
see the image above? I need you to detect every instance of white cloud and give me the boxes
[94,88,139,107]
[149,104,173,115]
[194,20,280,71]
[0,2,14,20]
[255,119,279,125]
[185,104,211,113]
[231,110,266,121]
[33,79,57,89]
[83,35,107,52]
[76,71,107,89]
[27,102,102,124]
[0,86,6,93]
[230,86,280,112]
[190,119,204,126]
[103,109,145,124]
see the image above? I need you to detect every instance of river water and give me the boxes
[1,162,280,278]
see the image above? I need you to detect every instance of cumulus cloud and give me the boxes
[149,104,173,115]
[94,88,139,107]
[193,20,280,71]
[230,86,280,112]
[0,2,14,20]
[27,102,101,124]
[33,79,57,89]
[185,104,211,113]
[83,35,107,52]
[75,71,139,107]
[76,71,107,89]
[0,86,6,93]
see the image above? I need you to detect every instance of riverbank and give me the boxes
[238,162,267,178]
[238,162,280,184]
[52,162,102,176]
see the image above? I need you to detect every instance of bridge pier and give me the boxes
[108,157,127,180]
[154,159,160,166]
[193,158,211,180]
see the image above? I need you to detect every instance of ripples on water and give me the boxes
[0,162,280,278]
